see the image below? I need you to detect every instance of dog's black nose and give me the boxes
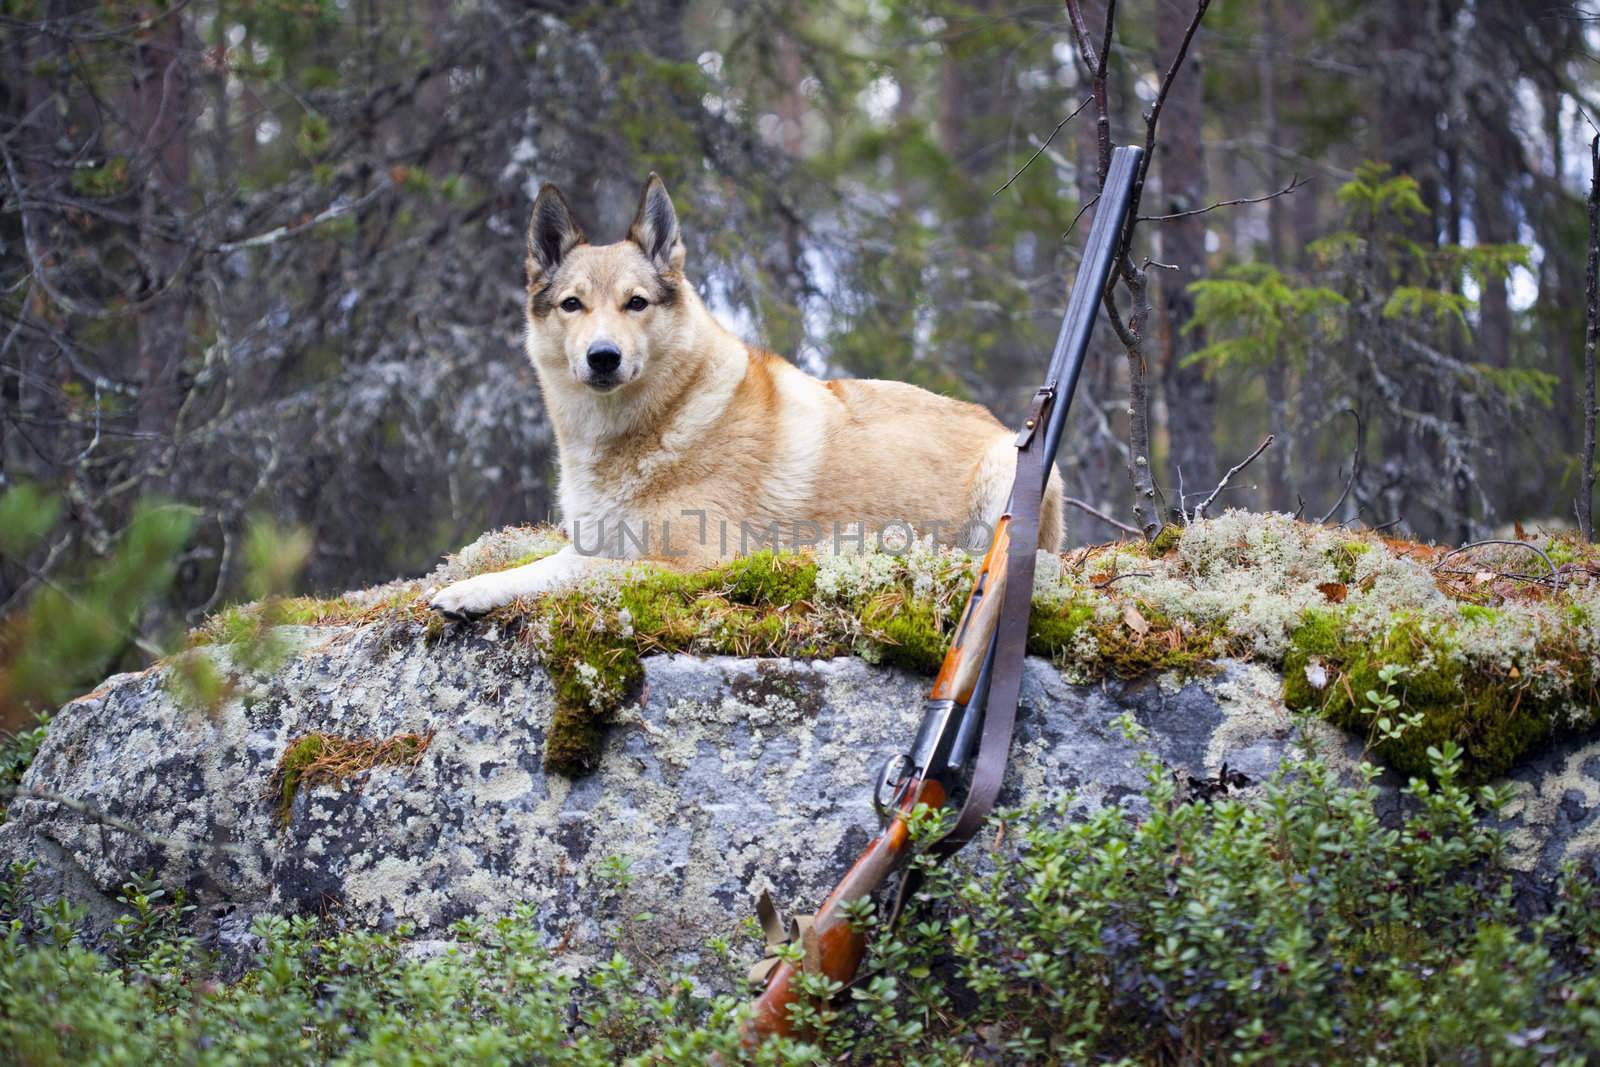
[586,341,622,376]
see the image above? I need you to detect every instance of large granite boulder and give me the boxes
[4,612,1599,977]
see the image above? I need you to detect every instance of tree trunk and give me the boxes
[1582,134,1598,542]
[5,2,68,487]
[130,13,194,438]
[1071,16,1122,526]
[938,0,1033,423]
[1156,0,1217,508]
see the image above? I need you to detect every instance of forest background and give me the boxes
[3,0,1596,719]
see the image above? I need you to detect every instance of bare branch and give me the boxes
[1434,567,1563,589]
[1064,0,1116,189]
[1096,570,1153,588]
[1138,173,1310,223]
[1431,539,1561,592]
[1193,435,1273,521]
[212,178,394,253]
[1060,191,1101,243]
[1065,496,1141,536]
[1115,0,1212,269]
[1143,0,1210,150]
[993,95,1095,197]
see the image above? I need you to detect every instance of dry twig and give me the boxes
[1065,496,1141,536]
[1139,174,1310,223]
[1432,540,1561,592]
[1317,409,1363,525]
[1193,435,1274,521]
[994,96,1095,197]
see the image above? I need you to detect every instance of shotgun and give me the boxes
[742,145,1144,1045]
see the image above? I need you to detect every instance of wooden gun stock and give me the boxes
[744,775,947,1042]
[929,515,1011,707]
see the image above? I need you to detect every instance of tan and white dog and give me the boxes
[429,175,1062,618]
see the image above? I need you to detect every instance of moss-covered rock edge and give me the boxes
[187,515,1600,784]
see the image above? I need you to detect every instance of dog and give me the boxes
[429,174,1062,619]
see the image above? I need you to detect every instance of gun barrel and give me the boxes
[1037,145,1143,489]
[944,146,1145,771]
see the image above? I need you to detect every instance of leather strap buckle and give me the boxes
[1014,386,1055,448]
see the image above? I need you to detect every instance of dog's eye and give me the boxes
[626,295,648,312]
[559,296,582,313]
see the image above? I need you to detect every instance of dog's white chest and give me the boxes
[557,463,650,558]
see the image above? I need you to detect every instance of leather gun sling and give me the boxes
[930,384,1054,860]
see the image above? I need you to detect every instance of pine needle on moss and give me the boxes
[273,729,433,827]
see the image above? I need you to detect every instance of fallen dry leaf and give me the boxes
[1123,603,1150,636]
[1317,581,1348,604]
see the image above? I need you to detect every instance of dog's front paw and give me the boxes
[429,575,513,620]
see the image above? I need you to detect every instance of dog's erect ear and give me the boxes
[628,173,684,273]
[527,183,586,283]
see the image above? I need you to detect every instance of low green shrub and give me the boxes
[4,739,1600,1065]
[0,715,48,823]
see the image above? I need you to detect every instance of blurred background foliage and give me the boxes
[3,0,1599,716]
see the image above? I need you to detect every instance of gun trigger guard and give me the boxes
[873,754,912,826]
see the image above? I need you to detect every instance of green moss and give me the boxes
[861,593,951,674]
[1026,596,1223,680]
[518,551,954,773]
[1325,541,1370,584]
[1458,604,1504,625]
[1091,617,1224,679]
[1282,611,1582,783]
[1544,536,1586,568]
[538,616,644,776]
[544,703,609,774]
[191,590,424,648]
[1146,524,1182,557]
[712,551,817,605]
[276,734,326,826]
[1024,597,1096,659]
